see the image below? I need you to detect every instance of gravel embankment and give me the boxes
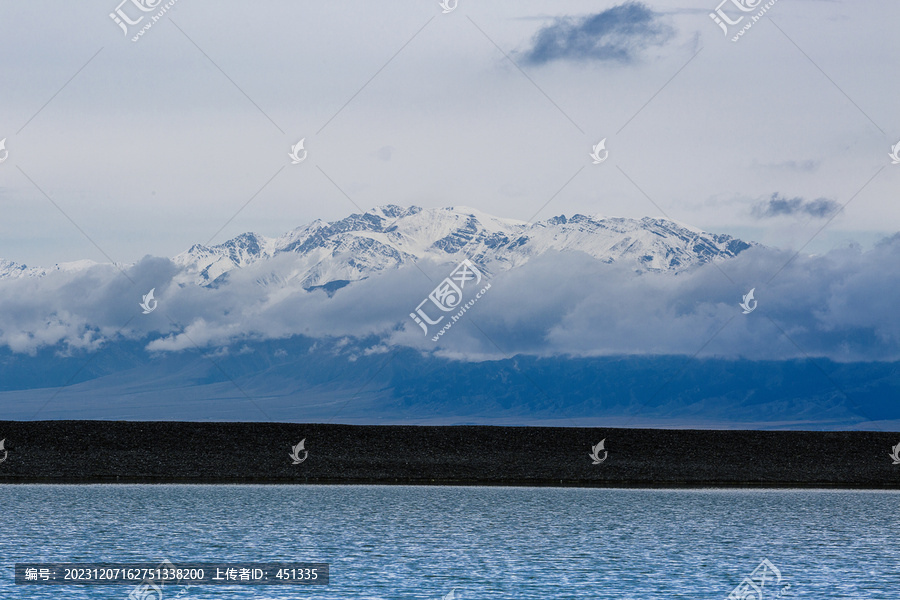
[0,421,898,487]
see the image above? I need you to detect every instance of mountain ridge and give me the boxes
[1,205,754,288]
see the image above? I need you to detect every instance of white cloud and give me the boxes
[1,236,899,362]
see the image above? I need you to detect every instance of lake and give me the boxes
[1,485,897,598]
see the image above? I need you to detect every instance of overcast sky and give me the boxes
[1,0,898,267]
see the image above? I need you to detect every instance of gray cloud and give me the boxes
[373,146,394,161]
[759,159,822,173]
[752,193,841,219]
[521,2,674,65]
[1,236,900,362]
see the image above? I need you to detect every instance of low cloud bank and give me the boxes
[0,235,898,362]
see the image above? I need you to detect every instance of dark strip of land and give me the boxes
[0,421,898,487]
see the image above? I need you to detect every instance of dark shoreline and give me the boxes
[1,421,898,488]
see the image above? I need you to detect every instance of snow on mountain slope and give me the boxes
[508,214,752,271]
[2,205,753,287]
[0,258,100,279]
[172,205,752,287]
[0,259,43,279]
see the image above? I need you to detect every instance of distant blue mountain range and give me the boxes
[1,335,896,430]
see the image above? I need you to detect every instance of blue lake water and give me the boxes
[0,485,898,599]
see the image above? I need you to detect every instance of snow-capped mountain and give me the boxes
[0,258,100,279]
[0,259,42,279]
[171,205,752,288]
[1,206,753,287]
